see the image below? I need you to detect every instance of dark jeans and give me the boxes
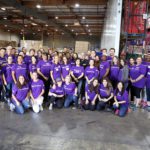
[113,104,128,117]
[5,83,13,99]
[84,101,96,111]
[0,85,3,101]
[48,96,64,108]
[146,88,150,102]
[64,95,78,108]
[75,79,83,97]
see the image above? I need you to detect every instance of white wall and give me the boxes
[100,0,122,56]
[0,29,20,45]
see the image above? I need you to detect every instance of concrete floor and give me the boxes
[0,103,150,150]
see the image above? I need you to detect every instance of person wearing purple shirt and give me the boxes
[64,75,78,109]
[85,59,99,87]
[61,56,71,82]
[109,56,119,88]
[145,56,150,111]
[29,56,37,79]
[99,55,110,81]
[84,78,99,111]
[12,55,28,84]
[97,78,114,111]
[37,53,51,101]
[129,57,146,108]
[11,75,30,114]
[113,82,129,117]
[48,78,64,110]
[0,48,7,66]
[30,72,45,113]
[50,55,62,83]
[71,58,84,99]
[2,56,14,103]
[24,49,36,66]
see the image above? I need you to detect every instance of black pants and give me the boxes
[84,101,96,111]
[48,96,64,108]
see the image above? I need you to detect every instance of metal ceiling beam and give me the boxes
[20,0,107,6]
[0,0,75,38]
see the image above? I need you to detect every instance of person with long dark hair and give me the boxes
[109,56,120,89]
[97,78,114,111]
[84,78,99,111]
[113,82,129,117]
[48,78,64,110]
[11,75,30,114]
[29,56,37,79]
[70,58,84,99]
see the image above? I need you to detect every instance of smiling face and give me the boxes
[102,79,108,87]
[18,76,25,85]
[65,75,71,84]
[93,79,98,87]
[117,82,123,91]
[32,72,38,81]
[129,58,134,65]
[136,57,142,65]
[89,59,94,66]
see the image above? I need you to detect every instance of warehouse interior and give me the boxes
[0,0,150,150]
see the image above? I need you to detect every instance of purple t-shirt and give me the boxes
[61,64,71,78]
[99,84,113,98]
[12,63,28,80]
[85,66,99,80]
[85,85,97,101]
[115,90,129,107]
[71,66,84,78]
[64,82,76,95]
[30,79,45,99]
[37,60,51,78]
[29,64,37,73]
[145,62,150,88]
[51,63,61,80]
[99,61,110,80]
[50,85,64,95]
[0,69,3,85]
[110,65,119,81]
[12,84,29,102]
[2,64,14,83]
[0,57,7,66]
[129,64,146,88]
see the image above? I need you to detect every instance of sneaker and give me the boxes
[9,103,15,112]
[49,103,53,110]
[72,106,77,110]
[40,105,43,111]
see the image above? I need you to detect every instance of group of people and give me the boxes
[0,46,150,117]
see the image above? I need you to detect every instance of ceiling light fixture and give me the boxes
[82,16,86,20]
[36,4,41,9]
[1,8,6,11]
[3,17,7,20]
[75,3,80,8]
[4,25,7,27]
[45,24,48,27]
[55,16,59,19]
[72,29,74,32]
[65,24,68,27]
[7,30,10,32]
[86,24,89,27]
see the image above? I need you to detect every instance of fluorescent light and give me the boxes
[86,24,89,27]
[7,30,10,32]
[45,24,48,27]
[55,29,58,32]
[31,23,37,26]
[55,16,59,19]
[88,29,91,32]
[1,8,6,11]
[3,17,7,20]
[82,16,86,20]
[75,3,80,8]
[65,24,68,27]
[4,25,7,27]
[36,4,41,9]
[72,29,74,32]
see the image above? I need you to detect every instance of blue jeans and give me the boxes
[84,101,96,111]
[77,79,83,97]
[146,88,150,102]
[12,99,30,115]
[113,104,128,117]
[5,83,13,99]
[64,95,78,108]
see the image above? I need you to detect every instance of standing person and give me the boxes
[107,48,115,63]
[50,55,62,84]
[109,56,120,89]
[2,56,14,104]
[118,59,129,89]
[129,57,147,108]
[48,78,64,110]
[70,58,84,99]
[24,49,36,65]
[37,52,51,101]
[64,75,78,109]
[0,64,3,102]
[99,55,110,82]
[113,82,129,117]
[85,59,99,87]
[29,56,37,79]
[84,78,99,111]
[61,56,71,82]
[30,72,45,113]
[12,55,28,84]
[97,78,114,111]
[0,48,7,66]
[37,50,42,62]
[11,75,30,114]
